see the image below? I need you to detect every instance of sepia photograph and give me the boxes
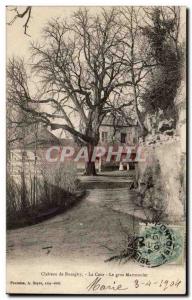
[6,5,187,295]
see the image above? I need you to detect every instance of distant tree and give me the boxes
[116,7,157,137]
[7,58,40,147]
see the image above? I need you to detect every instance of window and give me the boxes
[101,131,108,142]
[121,133,127,144]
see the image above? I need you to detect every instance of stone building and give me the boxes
[99,115,139,145]
[98,115,139,171]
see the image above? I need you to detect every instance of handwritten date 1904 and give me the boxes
[134,279,182,291]
[86,276,182,292]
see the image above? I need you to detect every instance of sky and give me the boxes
[6,6,104,59]
[7,7,75,58]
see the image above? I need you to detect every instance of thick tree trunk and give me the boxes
[84,144,97,176]
[84,161,97,176]
[134,94,148,138]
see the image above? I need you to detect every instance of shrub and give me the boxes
[41,162,80,193]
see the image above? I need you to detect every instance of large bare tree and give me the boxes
[7,8,135,175]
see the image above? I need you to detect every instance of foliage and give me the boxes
[141,7,183,121]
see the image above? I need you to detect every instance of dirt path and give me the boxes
[7,171,139,263]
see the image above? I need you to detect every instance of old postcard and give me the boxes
[6,6,187,295]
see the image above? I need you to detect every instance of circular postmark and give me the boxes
[133,223,183,268]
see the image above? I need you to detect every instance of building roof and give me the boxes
[10,125,60,149]
[101,114,138,127]
[25,126,60,148]
[59,138,77,147]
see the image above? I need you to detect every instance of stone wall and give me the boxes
[137,67,186,224]
[137,138,185,223]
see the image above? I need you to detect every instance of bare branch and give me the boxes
[7,6,32,36]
